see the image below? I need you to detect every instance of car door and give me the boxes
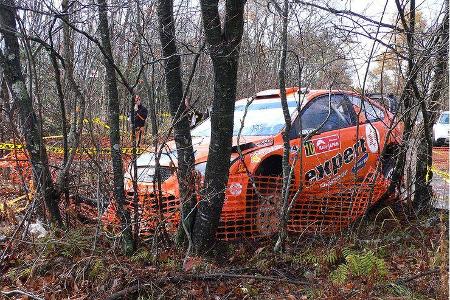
[289,94,358,190]
[347,94,387,177]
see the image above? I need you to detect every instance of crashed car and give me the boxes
[118,88,403,237]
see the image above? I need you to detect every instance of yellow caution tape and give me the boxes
[428,165,450,183]
[0,193,32,213]
[0,143,25,150]
[0,142,147,155]
[83,117,111,129]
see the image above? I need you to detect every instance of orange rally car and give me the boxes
[119,87,403,237]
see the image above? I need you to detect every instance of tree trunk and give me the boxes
[388,0,417,198]
[97,0,134,255]
[136,0,158,138]
[0,0,62,225]
[274,0,291,253]
[157,0,196,244]
[54,0,86,194]
[191,0,246,253]
[414,7,449,208]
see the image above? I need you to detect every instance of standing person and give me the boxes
[131,95,148,146]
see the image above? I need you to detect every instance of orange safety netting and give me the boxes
[432,147,449,172]
[102,170,390,240]
[0,151,31,185]
[0,145,400,240]
[217,171,389,240]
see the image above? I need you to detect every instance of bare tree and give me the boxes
[157,0,196,245]
[271,0,291,253]
[0,0,62,225]
[191,0,247,253]
[414,5,448,208]
[97,0,134,254]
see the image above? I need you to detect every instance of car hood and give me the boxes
[137,135,274,167]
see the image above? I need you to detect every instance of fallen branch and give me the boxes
[107,272,310,300]
[396,268,441,284]
[2,289,44,300]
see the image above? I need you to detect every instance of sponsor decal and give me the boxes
[228,183,243,196]
[304,134,341,157]
[365,125,379,153]
[254,138,274,147]
[351,152,368,173]
[251,155,261,163]
[320,170,348,188]
[305,138,367,183]
[304,141,315,156]
[251,145,283,158]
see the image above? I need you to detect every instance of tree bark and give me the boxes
[388,0,417,198]
[54,0,86,195]
[413,7,449,208]
[273,0,291,253]
[191,0,246,253]
[97,0,134,255]
[0,0,62,225]
[136,0,158,138]
[157,0,196,244]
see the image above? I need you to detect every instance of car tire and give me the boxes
[255,193,282,236]
[433,139,440,147]
[246,176,283,237]
[246,156,285,237]
[432,140,436,147]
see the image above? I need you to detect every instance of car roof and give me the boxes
[236,88,366,109]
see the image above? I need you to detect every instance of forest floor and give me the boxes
[0,201,448,300]
[0,147,448,299]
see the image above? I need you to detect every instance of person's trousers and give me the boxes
[132,127,144,147]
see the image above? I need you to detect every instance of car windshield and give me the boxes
[191,99,298,137]
[439,113,449,124]
[136,152,175,167]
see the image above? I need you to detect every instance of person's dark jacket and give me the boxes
[132,105,148,128]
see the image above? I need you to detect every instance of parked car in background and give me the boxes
[433,111,450,146]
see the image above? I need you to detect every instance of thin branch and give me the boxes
[294,0,403,32]
[2,289,44,300]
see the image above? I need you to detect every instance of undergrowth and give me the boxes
[1,205,447,299]
[330,248,388,284]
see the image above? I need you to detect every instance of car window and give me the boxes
[439,113,449,124]
[349,96,385,122]
[191,99,298,137]
[290,94,356,137]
